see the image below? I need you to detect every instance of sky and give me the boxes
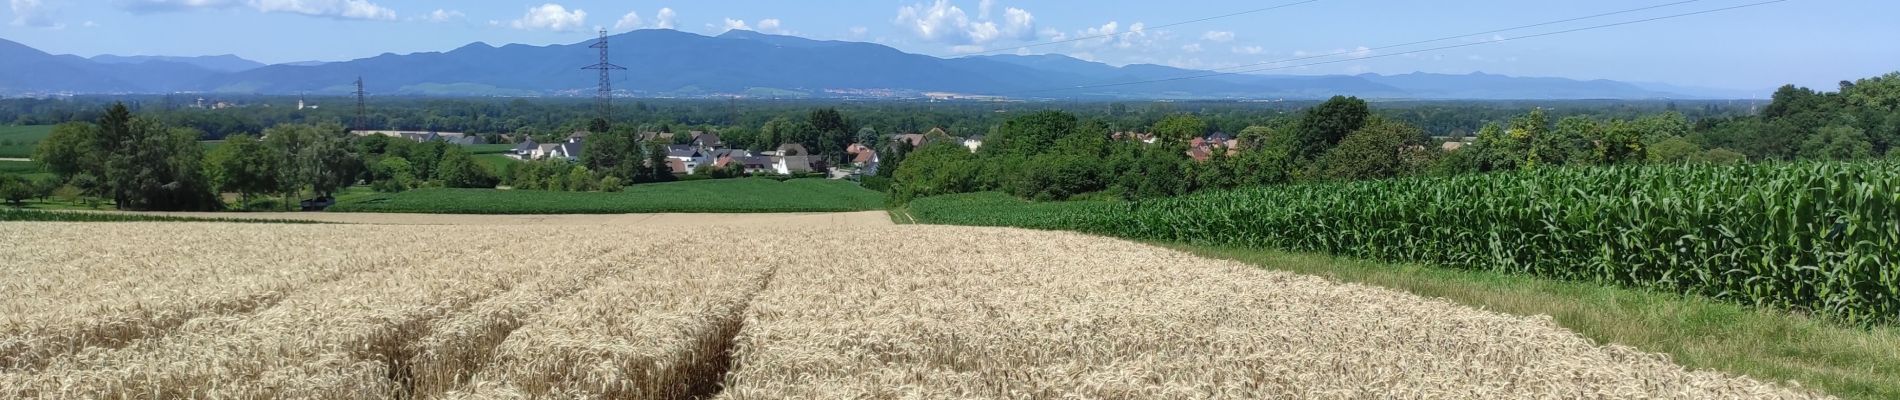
[1,0,1894,91]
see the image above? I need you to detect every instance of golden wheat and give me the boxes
[718,226,1828,399]
[0,221,1830,399]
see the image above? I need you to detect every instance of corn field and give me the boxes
[0,221,1825,398]
[911,161,1900,326]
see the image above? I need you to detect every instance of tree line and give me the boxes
[887,72,1900,204]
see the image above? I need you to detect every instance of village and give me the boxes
[354,125,1293,180]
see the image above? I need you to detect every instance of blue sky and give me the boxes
[2,0,1893,90]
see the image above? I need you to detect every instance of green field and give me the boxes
[472,153,517,175]
[0,160,48,177]
[330,178,884,214]
[0,125,54,158]
[910,161,1899,327]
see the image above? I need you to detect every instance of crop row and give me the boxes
[909,161,1900,326]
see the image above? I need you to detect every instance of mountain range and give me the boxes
[0,29,1759,100]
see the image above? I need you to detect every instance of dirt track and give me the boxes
[91,210,895,227]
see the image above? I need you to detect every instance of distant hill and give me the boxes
[0,32,1743,99]
[90,54,266,73]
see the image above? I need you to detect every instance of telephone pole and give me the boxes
[353,77,368,132]
[580,29,627,123]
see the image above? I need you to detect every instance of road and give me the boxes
[86,210,896,227]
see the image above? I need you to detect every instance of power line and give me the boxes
[1007,0,1787,96]
[971,0,1326,55]
[1204,0,1703,75]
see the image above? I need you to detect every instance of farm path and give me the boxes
[70,210,895,227]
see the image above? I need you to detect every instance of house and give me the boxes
[666,145,710,174]
[776,143,812,157]
[1441,141,1467,151]
[639,131,676,143]
[508,137,540,160]
[775,155,816,175]
[690,132,723,148]
[514,133,584,161]
[1206,132,1235,144]
[891,134,928,148]
[729,156,777,174]
[355,130,488,145]
[962,135,984,152]
[1113,132,1158,144]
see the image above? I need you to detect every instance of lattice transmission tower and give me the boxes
[580,29,627,122]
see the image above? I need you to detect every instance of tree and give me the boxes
[434,148,497,188]
[1508,109,1549,167]
[205,134,280,207]
[982,110,1078,157]
[1290,96,1370,160]
[643,142,676,183]
[598,175,624,192]
[582,130,629,175]
[1633,112,1691,145]
[876,139,911,178]
[1151,114,1208,146]
[33,122,95,179]
[1469,122,1523,171]
[0,174,32,206]
[1316,117,1427,181]
[264,122,360,203]
[1646,137,1703,164]
[369,157,417,192]
[83,103,222,211]
[1597,120,1646,165]
[891,142,981,203]
[564,166,594,191]
[1547,116,1602,165]
[1799,125,1875,161]
[1006,153,1105,201]
[1697,148,1748,164]
[810,108,853,161]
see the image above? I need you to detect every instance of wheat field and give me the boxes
[0,221,1828,399]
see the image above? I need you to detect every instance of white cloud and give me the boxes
[250,0,395,20]
[654,7,675,29]
[1000,7,1032,37]
[755,18,790,34]
[1233,45,1265,55]
[421,8,463,22]
[119,0,395,20]
[978,0,994,18]
[614,10,641,30]
[10,0,58,27]
[511,3,587,32]
[894,0,1035,46]
[849,26,869,37]
[720,18,749,32]
[118,0,238,14]
[616,8,673,30]
[950,45,986,54]
[1075,21,1117,46]
[82,20,97,27]
[1181,43,1202,53]
[1202,31,1234,42]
